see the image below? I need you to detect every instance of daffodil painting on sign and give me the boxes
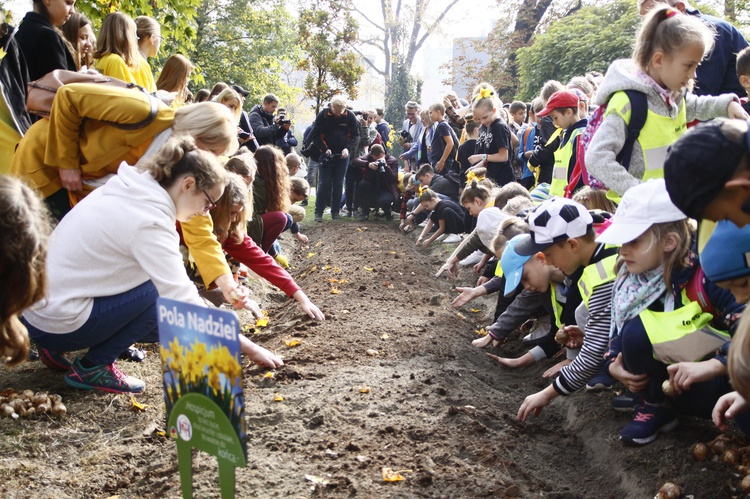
[157,298,246,448]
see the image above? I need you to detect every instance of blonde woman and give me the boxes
[156,54,194,107]
[93,12,140,84]
[133,16,161,92]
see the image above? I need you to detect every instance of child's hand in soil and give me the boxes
[713,391,749,432]
[293,290,326,321]
[451,286,482,307]
[542,358,572,378]
[435,261,458,280]
[485,352,533,369]
[473,261,485,274]
[472,334,493,348]
[517,385,557,422]
[294,232,309,245]
[608,353,648,393]
[476,276,489,286]
[240,337,284,368]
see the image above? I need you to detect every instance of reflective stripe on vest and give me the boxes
[603,91,687,202]
[640,289,730,364]
[549,282,565,328]
[494,260,504,278]
[549,127,583,198]
[577,254,618,308]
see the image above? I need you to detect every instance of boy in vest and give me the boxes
[535,91,588,198]
[514,198,618,422]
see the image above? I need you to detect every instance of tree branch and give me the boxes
[350,5,386,31]
[351,46,387,75]
[414,0,461,54]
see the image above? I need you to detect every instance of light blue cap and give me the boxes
[700,220,750,282]
[501,234,533,296]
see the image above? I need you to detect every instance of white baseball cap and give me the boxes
[596,179,686,245]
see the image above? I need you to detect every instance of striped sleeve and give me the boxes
[553,280,613,396]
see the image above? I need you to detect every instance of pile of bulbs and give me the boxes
[0,389,66,419]
[691,434,750,493]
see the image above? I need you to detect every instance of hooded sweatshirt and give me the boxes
[24,163,204,334]
[585,59,738,196]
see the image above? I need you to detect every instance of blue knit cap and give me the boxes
[700,220,750,282]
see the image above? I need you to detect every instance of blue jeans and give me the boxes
[24,280,158,365]
[315,156,349,216]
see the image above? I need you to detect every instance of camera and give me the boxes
[277,113,291,126]
[354,110,369,121]
[238,130,250,140]
[375,159,386,173]
[398,129,411,141]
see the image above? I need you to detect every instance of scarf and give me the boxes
[611,265,675,337]
[634,69,683,117]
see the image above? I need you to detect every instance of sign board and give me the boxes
[157,298,247,499]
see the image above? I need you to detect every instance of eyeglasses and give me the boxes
[202,190,217,212]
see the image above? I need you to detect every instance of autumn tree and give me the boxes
[349,0,462,127]
[190,0,300,105]
[515,0,638,100]
[298,0,365,114]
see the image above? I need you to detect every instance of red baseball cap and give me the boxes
[536,90,579,117]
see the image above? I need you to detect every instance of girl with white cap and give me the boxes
[596,179,747,445]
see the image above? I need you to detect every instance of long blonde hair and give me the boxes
[0,177,53,365]
[93,12,140,71]
[172,102,238,156]
[213,88,242,124]
[157,54,194,106]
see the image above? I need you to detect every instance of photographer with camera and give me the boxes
[274,107,297,155]
[343,110,379,216]
[308,96,360,222]
[249,93,286,147]
[351,144,399,221]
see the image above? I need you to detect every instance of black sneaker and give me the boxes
[314,214,323,222]
[331,212,341,220]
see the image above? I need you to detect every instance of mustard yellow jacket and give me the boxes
[11,83,174,200]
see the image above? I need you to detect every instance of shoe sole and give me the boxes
[612,405,638,413]
[586,383,614,392]
[620,418,679,446]
[39,351,72,372]
[65,376,145,394]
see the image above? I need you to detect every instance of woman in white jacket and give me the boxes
[22,137,282,394]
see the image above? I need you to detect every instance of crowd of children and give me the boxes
[4,2,750,461]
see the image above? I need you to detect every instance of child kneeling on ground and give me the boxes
[416,189,464,248]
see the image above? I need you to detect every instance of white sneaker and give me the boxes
[442,234,462,243]
[418,220,428,227]
[459,250,484,267]
[435,233,448,242]
[522,317,551,344]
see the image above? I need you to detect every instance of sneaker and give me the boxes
[117,345,147,362]
[459,250,484,267]
[619,403,678,445]
[586,369,614,391]
[331,212,341,220]
[418,220,428,227]
[344,210,354,218]
[66,358,145,394]
[435,233,448,242]
[39,348,72,371]
[314,214,323,222]
[442,234,462,243]
[611,391,641,412]
[522,318,550,345]
[274,254,290,268]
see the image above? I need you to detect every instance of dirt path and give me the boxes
[0,221,744,498]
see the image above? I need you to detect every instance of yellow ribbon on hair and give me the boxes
[475,88,494,101]
[466,170,485,183]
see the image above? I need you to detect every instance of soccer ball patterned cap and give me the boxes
[516,198,593,256]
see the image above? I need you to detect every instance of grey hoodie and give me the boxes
[585,59,737,196]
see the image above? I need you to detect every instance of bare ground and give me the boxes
[0,220,747,498]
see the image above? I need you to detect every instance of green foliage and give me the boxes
[189,0,300,106]
[298,0,364,114]
[516,0,639,100]
[385,63,419,137]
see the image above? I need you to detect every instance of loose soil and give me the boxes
[0,220,746,498]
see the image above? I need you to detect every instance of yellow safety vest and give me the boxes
[549,127,583,198]
[640,289,730,364]
[604,91,687,204]
[577,254,618,308]
[549,282,565,328]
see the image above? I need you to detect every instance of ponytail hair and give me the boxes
[471,82,502,114]
[633,5,715,72]
[0,177,53,366]
[173,102,238,156]
[140,136,227,191]
[419,188,438,203]
[460,179,492,204]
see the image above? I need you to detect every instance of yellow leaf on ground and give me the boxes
[284,339,301,347]
[338,278,348,284]
[307,252,316,258]
[273,393,284,402]
[329,278,340,283]
[364,267,373,271]
[130,396,148,412]
[255,312,269,328]
[475,328,488,336]
[356,228,363,232]
[390,251,397,255]
[359,385,371,393]
[331,287,340,294]
[315,241,323,247]
[470,308,481,313]
[263,372,275,378]
[332,267,341,272]
[322,265,330,270]
[382,467,412,482]
[455,312,466,320]
[310,266,317,272]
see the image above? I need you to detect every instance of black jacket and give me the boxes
[310,106,359,155]
[0,24,31,135]
[248,104,283,146]
[16,12,76,82]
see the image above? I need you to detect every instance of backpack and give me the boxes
[564,90,648,198]
[685,266,715,316]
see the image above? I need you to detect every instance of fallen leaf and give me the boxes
[263,372,275,378]
[455,312,466,320]
[306,252,316,259]
[130,395,148,412]
[366,349,380,356]
[356,228,363,232]
[331,287,340,294]
[384,282,394,289]
[156,430,166,437]
[255,312,269,328]
[284,339,301,347]
[475,328,488,336]
[364,267,373,271]
[359,385,371,393]
[310,265,317,272]
[332,267,341,272]
[329,278,340,283]
[314,241,323,247]
[380,333,389,340]
[342,309,350,314]
[382,467,412,482]
[470,308,480,313]
[322,265,330,270]
[338,278,348,284]
[389,251,397,255]
[273,393,284,402]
